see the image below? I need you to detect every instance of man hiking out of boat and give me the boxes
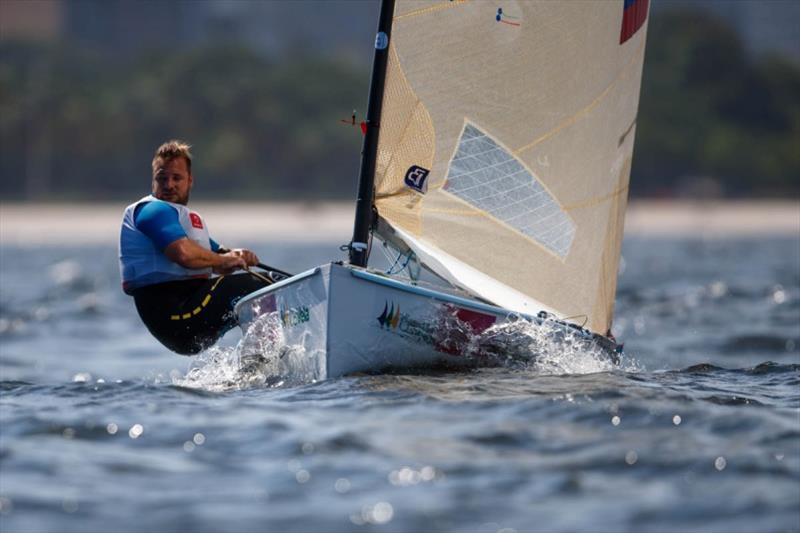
[118,140,270,355]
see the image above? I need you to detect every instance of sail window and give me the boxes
[443,123,575,259]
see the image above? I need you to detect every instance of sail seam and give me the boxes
[513,38,646,156]
[431,122,570,225]
[563,184,629,211]
[438,188,570,263]
[393,0,469,22]
[426,119,576,263]
[423,207,482,216]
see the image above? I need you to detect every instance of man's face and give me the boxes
[152,157,193,205]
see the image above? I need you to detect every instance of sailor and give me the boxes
[119,140,270,355]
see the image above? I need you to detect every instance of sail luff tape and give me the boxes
[352,242,369,251]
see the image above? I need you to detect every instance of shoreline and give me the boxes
[1,200,797,246]
[623,200,799,236]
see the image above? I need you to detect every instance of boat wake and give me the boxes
[474,317,639,375]
[172,312,638,392]
[172,313,318,392]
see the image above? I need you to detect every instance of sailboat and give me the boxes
[234,0,650,380]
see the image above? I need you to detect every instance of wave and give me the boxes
[171,312,644,392]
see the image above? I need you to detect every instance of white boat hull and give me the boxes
[234,263,617,380]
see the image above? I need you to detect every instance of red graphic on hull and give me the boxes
[257,294,277,313]
[454,307,497,333]
[434,305,497,356]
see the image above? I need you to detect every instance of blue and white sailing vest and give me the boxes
[119,195,212,294]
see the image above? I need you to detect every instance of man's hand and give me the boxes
[213,252,247,275]
[226,248,259,267]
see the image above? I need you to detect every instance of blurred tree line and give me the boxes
[633,9,800,197]
[0,8,798,201]
[0,44,367,200]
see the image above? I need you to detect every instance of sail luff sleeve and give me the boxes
[349,0,397,267]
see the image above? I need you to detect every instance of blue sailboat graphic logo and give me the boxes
[377,302,401,329]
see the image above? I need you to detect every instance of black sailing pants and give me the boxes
[132,274,270,355]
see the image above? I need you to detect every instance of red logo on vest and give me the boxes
[189,213,203,229]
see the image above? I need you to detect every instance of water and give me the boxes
[1,236,798,532]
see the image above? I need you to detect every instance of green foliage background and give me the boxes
[634,10,800,197]
[1,9,798,200]
[0,44,367,200]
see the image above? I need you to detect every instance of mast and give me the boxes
[349,0,396,267]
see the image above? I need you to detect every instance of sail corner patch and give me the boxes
[620,0,649,44]
[443,123,575,259]
[404,165,430,194]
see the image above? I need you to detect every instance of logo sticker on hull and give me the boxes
[377,302,402,329]
[376,301,498,356]
[280,304,310,327]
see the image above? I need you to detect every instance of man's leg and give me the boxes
[177,273,270,352]
[134,274,270,355]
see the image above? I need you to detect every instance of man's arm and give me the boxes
[135,202,251,273]
[164,238,247,273]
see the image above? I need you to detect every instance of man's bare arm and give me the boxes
[164,238,248,273]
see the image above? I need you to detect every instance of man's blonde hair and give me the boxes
[152,140,192,174]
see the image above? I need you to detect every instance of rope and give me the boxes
[244,267,273,285]
[386,250,414,276]
[557,314,589,328]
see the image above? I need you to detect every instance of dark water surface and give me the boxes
[1,237,798,533]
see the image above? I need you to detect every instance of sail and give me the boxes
[372,0,649,334]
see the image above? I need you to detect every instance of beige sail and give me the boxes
[374,0,649,335]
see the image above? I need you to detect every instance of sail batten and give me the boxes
[373,0,649,334]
